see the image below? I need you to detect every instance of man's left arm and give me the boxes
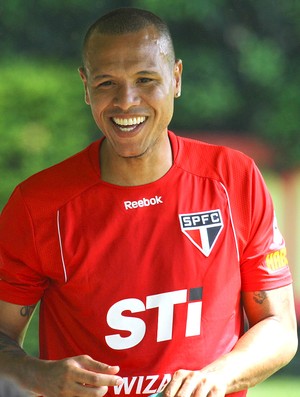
[164,284,298,397]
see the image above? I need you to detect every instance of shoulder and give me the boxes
[12,140,101,211]
[172,132,256,183]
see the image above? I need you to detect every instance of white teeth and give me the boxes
[113,116,146,127]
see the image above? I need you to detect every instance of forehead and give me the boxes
[84,27,171,75]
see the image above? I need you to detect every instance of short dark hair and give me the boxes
[82,7,175,66]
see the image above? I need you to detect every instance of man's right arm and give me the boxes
[0,300,123,397]
[0,300,41,392]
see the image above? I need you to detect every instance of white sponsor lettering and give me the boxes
[186,301,202,336]
[105,298,146,350]
[105,288,203,350]
[146,290,187,342]
[114,373,172,395]
[124,195,163,210]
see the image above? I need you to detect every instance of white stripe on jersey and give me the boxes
[57,209,68,283]
[219,182,240,262]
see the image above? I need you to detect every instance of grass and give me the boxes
[248,376,300,397]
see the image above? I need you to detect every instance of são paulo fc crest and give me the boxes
[179,210,224,257]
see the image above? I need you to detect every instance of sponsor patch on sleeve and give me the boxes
[265,247,289,272]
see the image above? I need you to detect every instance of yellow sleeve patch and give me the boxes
[265,248,288,271]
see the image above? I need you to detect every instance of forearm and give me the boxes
[0,331,41,393]
[0,331,124,397]
[202,315,298,393]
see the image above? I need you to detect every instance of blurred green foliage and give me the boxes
[1,0,300,207]
[0,58,97,205]
[143,0,300,169]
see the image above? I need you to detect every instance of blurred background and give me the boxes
[0,0,299,395]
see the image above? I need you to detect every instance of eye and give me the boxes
[137,77,153,84]
[98,80,114,88]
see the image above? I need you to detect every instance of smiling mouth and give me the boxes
[112,116,147,132]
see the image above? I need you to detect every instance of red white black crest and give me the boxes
[179,210,223,257]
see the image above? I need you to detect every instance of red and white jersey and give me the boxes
[0,131,292,397]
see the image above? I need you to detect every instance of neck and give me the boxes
[100,135,173,186]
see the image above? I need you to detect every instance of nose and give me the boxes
[113,83,141,110]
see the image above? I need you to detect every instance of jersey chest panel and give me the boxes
[39,168,242,392]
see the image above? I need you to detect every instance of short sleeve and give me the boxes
[240,164,292,291]
[0,186,48,305]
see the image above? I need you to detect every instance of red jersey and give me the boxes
[0,131,292,396]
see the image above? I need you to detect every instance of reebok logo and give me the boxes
[124,195,163,210]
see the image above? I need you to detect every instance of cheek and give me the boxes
[154,93,174,129]
[157,86,174,112]
[88,93,109,118]
[146,86,174,122]
[87,101,107,130]
[150,82,173,101]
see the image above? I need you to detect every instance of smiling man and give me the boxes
[79,16,181,185]
[0,7,298,397]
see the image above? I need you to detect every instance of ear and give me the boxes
[173,59,183,98]
[78,66,90,105]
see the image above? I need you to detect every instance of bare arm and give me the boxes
[0,301,37,376]
[234,285,298,386]
[0,301,45,396]
[0,300,123,397]
[164,284,298,397]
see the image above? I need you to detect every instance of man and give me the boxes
[0,7,298,397]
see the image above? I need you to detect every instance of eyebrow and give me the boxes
[92,74,113,81]
[136,70,159,75]
[92,70,160,81]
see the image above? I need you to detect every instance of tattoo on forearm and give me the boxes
[253,291,267,304]
[20,305,35,318]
